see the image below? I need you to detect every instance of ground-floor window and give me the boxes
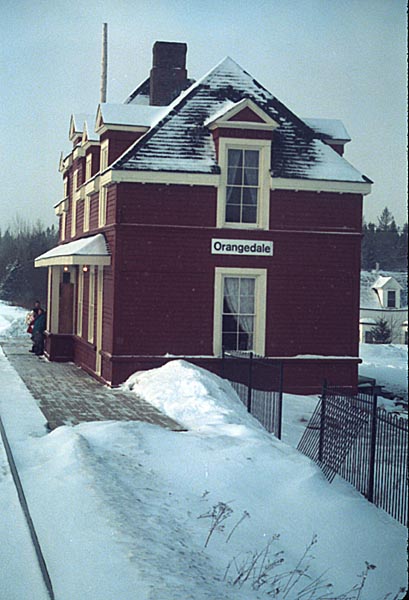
[214,267,267,356]
[222,276,255,350]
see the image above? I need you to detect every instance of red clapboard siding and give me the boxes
[270,190,362,231]
[117,183,217,227]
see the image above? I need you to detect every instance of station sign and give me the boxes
[211,238,273,256]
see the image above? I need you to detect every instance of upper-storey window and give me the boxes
[387,290,396,308]
[226,149,259,224]
[100,140,109,171]
[73,168,79,190]
[217,138,271,230]
[86,154,93,181]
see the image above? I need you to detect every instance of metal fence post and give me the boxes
[277,360,284,440]
[318,379,328,463]
[367,388,378,503]
[247,351,253,412]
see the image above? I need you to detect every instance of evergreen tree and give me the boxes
[361,221,377,270]
[361,207,406,271]
[377,207,395,231]
[0,220,58,307]
[370,318,392,344]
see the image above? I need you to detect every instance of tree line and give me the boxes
[362,207,407,271]
[0,219,58,308]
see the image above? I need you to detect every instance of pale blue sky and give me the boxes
[0,0,407,229]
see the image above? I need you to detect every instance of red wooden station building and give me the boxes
[35,41,372,393]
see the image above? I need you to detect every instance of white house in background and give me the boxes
[360,270,408,344]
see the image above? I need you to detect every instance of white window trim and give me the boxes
[88,266,95,343]
[61,210,67,241]
[216,137,271,230]
[85,153,93,181]
[73,168,79,191]
[98,187,107,228]
[100,140,109,171]
[71,198,77,238]
[77,268,84,337]
[83,196,90,232]
[213,267,267,356]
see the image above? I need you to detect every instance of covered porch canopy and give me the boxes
[35,234,111,267]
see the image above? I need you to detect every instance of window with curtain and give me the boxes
[226,149,259,224]
[222,276,255,350]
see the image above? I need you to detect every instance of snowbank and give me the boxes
[124,360,266,435]
[0,300,28,337]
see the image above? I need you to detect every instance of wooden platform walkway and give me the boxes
[0,339,184,432]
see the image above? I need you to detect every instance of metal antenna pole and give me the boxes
[100,23,108,103]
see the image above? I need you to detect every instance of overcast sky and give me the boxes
[0,0,407,230]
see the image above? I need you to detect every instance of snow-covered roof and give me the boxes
[97,103,166,128]
[360,271,408,309]
[35,234,111,267]
[303,118,351,142]
[112,57,371,184]
[373,275,402,290]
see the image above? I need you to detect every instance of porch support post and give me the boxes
[95,266,104,376]
[49,266,61,333]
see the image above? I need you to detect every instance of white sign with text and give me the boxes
[211,238,273,256]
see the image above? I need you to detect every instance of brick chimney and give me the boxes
[149,41,188,106]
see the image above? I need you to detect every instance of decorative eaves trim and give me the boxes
[54,198,69,215]
[206,98,280,131]
[101,168,372,195]
[271,177,372,196]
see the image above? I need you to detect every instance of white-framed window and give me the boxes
[83,196,90,232]
[226,148,259,224]
[88,266,95,343]
[100,140,109,171]
[213,267,267,356]
[387,290,396,308]
[63,177,69,198]
[98,187,107,228]
[217,138,271,230]
[71,198,77,238]
[86,153,93,181]
[73,168,79,190]
[77,268,84,336]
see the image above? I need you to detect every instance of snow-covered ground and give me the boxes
[0,301,28,338]
[0,301,407,599]
[359,343,408,402]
